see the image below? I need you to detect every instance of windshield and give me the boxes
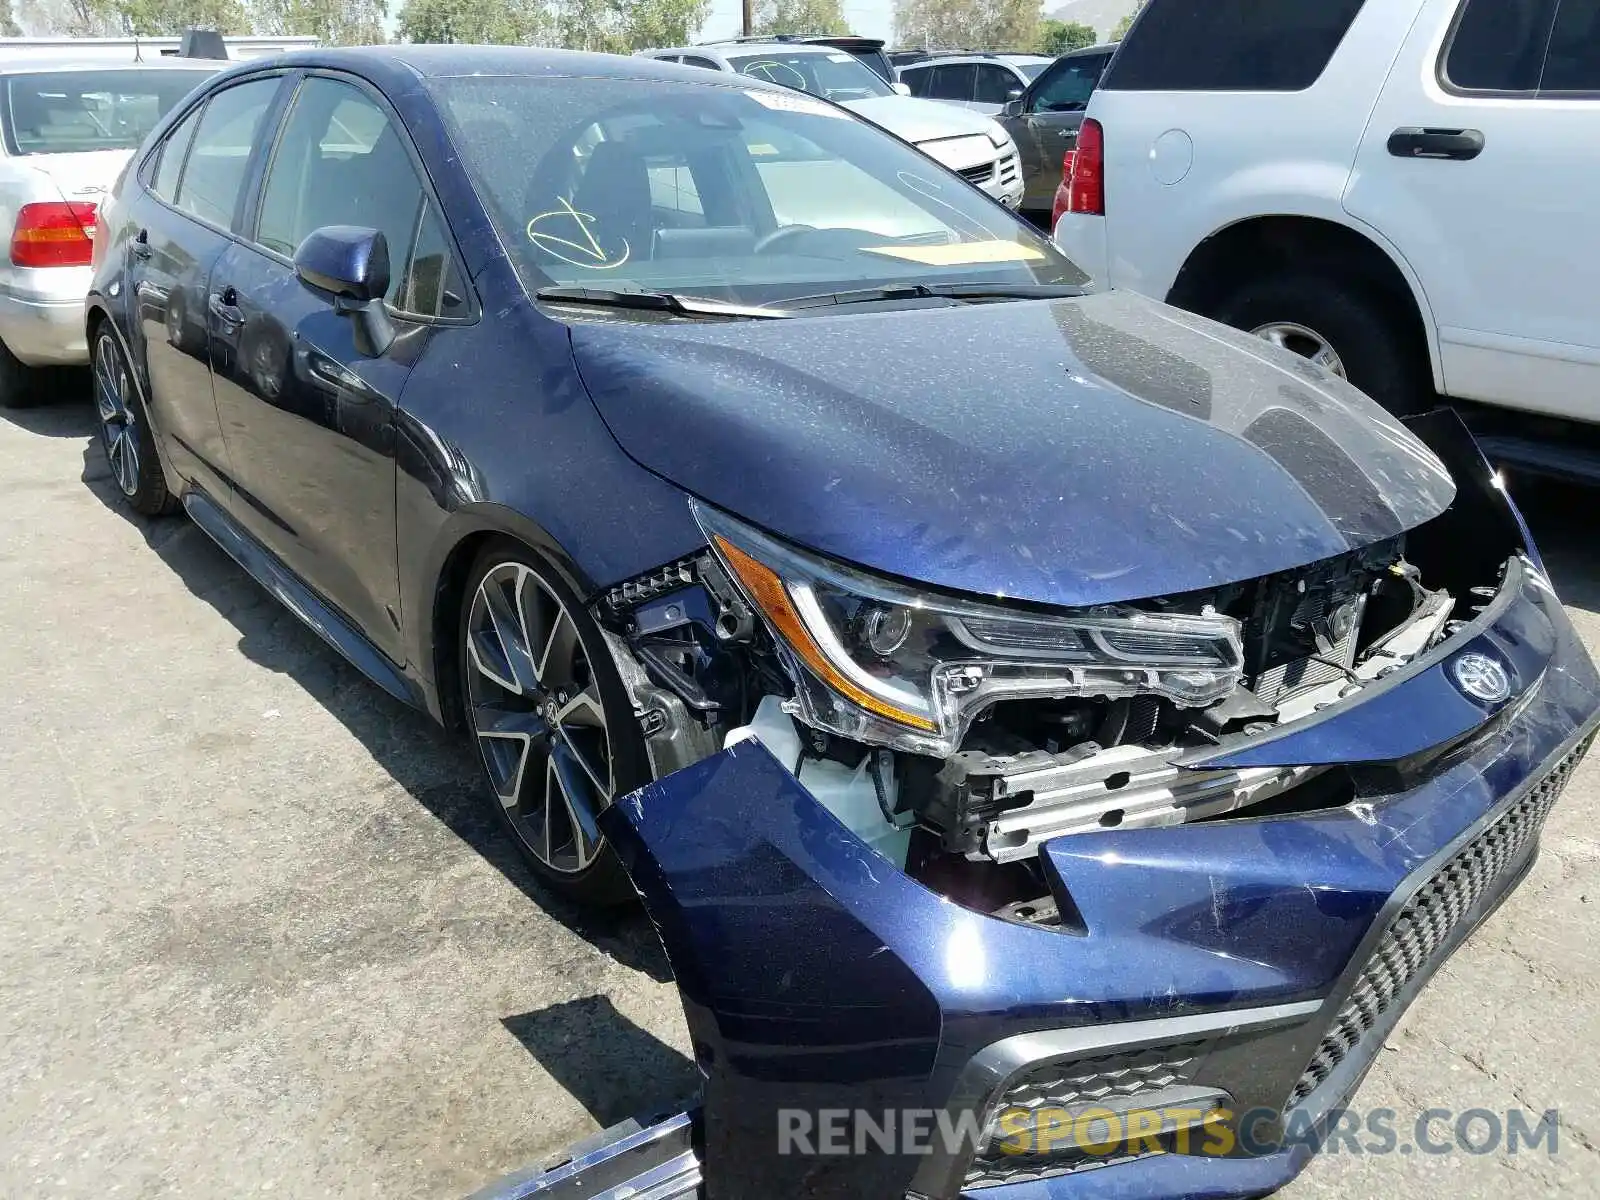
[433,75,1087,308]
[1017,62,1050,81]
[2,69,214,156]
[723,51,893,101]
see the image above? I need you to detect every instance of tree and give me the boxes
[1035,17,1093,55]
[102,0,253,35]
[892,0,1039,52]
[396,0,547,42]
[1110,0,1143,41]
[0,0,20,34]
[555,0,710,53]
[19,0,121,34]
[254,0,387,44]
[751,0,848,37]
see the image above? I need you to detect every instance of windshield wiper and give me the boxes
[535,287,788,319]
[771,281,1090,311]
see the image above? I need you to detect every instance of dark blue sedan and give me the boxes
[87,46,1598,1200]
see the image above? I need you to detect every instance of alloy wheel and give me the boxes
[93,334,141,498]
[464,562,613,875]
[1250,321,1347,378]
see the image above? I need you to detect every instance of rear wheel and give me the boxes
[458,541,646,906]
[92,327,177,516]
[1211,272,1428,416]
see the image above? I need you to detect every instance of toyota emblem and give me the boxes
[1452,653,1511,703]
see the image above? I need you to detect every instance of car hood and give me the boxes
[840,94,999,147]
[567,291,1456,608]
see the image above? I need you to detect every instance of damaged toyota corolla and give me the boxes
[88,47,1598,1200]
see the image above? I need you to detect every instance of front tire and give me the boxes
[92,326,177,516]
[1211,272,1427,416]
[458,540,646,906]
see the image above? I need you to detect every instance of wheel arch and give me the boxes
[416,505,597,734]
[1164,214,1444,393]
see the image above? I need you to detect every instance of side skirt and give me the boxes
[183,488,420,708]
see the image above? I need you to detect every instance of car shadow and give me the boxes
[1509,476,1600,612]
[73,426,674,985]
[501,995,700,1132]
[0,372,97,437]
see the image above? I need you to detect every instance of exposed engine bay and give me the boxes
[595,499,1508,927]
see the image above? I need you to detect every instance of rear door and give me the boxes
[1005,51,1108,210]
[1343,0,1600,420]
[125,75,285,500]
[206,72,466,662]
[927,62,976,108]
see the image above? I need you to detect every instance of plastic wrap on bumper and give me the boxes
[600,580,1598,1200]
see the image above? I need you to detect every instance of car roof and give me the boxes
[690,42,842,57]
[899,53,1052,67]
[204,44,807,91]
[1061,42,1119,57]
[0,56,226,74]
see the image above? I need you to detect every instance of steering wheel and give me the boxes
[753,224,818,254]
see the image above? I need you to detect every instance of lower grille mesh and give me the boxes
[1290,735,1592,1106]
[964,1044,1203,1188]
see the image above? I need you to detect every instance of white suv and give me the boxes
[1053,0,1600,443]
[640,43,1024,209]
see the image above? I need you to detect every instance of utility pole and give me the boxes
[742,0,753,35]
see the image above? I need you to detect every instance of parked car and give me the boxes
[1054,0,1600,473]
[638,41,1024,208]
[989,42,1115,222]
[89,44,1598,1200]
[0,55,221,406]
[897,51,1054,113]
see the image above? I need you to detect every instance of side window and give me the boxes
[175,77,280,228]
[1103,0,1368,91]
[1031,58,1101,112]
[929,63,975,100]
[681,56,720,69]
[150,103,201,202]
[1540,0,1600,92]
[394,198,467,319]
[974,64,1019,104]
[1444,0,1559,92]
[256,77,424,304]
[901,66,931,96]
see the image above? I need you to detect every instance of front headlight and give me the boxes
[695,503,1244,757]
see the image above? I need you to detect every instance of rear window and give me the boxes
[1443,0,1558,92]
[1103,0,1368,92]
[2,69,214,156]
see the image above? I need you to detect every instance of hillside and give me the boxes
[1045,0,1138,41]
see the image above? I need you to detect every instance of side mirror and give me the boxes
[892,81,911,95]
[1002,97,1025,117]
[1006,86,1023,101]
[294,225,395,357]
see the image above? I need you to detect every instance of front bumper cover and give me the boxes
[592,556,1597,1198]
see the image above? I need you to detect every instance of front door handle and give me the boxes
[1387,127,1485,161]
[131,228,151,259]
[208,286,244,328]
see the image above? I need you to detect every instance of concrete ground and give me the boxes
[0,393,1596,1199]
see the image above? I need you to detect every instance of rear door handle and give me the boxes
[131,228,151,259]
[208,286,244,328]
[1387,127,1485,161]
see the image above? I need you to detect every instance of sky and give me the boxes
[696,0,898,43]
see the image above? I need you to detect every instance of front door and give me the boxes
[207,74,450,663]
[1343,0,1600,421]
[127,76,284,500]
[1005,51,1109,212]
